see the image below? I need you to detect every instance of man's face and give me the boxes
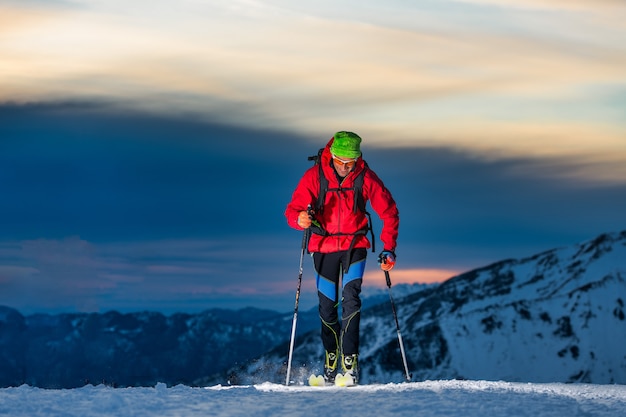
[332,154,356,178]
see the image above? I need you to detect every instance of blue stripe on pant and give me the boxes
[316,256,366,301]
[313,249,366,357]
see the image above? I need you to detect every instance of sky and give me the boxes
[1,0,625,315]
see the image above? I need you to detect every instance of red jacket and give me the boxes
[285,138,399,254]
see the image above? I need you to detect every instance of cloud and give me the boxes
[2,0,624,160]
[0,233,463,314]
[453,0,625,12]
[2,103,625,306]
[363,268,461,287]
[0,266,39,282]
[1,0,625,314]
[0,237,105,311]
[0,235,302,314]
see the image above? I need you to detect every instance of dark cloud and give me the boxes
[365,146,626,268]
[2,101,625,313]
[0,101,313,241]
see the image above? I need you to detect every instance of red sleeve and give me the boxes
[364,169,399,252]
[285,166,320,230]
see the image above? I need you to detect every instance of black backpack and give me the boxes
[307,148,376,253]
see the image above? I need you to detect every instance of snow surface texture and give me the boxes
[1,380,625,417]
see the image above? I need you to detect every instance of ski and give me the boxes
[308,374,328,387]
[334,373,357,387]
[308,373,357,387]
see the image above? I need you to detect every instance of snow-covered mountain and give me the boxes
[0,285,424,388]
[228,230,626,385]
[0,306,323,388]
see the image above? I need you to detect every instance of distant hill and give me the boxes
[0,306,318,388]
[0,285,422,388]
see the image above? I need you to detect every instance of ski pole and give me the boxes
[285,209,311,386]
[383,266,412,382]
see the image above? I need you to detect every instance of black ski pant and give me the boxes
[312,248,366,357]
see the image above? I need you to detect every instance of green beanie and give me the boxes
[330,131,362,159]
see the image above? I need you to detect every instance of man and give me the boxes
[285,131,399,385]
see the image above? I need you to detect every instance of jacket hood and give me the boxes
[321,137,365,186]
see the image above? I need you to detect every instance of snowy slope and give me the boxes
[227,231,626,386]
[1,380,625,417]
[403,230,626,384]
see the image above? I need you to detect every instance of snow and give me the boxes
[2,380,625,417]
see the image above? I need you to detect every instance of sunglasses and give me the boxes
[332,154,357,168]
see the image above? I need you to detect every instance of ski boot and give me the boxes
[323,350,338,384]
[335,353,358,386]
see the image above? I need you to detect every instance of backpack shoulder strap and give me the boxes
[352,162,375,252]
[352,162,368,214]
[315,162,328,213]
[305,148,327,213]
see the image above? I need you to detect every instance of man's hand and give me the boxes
[378,251,396,271]
[297,211,312,228]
